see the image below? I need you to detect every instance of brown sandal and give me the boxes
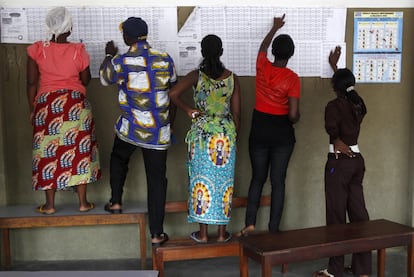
[151,233,169,247]
[36,204,56,215]
[236,225,255,237]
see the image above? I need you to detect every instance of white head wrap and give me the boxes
[45,7,73,41]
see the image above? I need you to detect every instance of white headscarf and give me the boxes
[45,7,73,41]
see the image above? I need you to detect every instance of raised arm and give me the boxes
[329,46,341,72]
[259,14,286,53]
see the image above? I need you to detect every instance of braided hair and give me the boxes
[200,34,225,79]
[332,68,367,117]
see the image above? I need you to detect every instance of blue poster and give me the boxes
[353,11,403,83]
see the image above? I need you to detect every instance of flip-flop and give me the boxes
[344,265,353,274]
[217,231,232,243]
[236,226,255,237]
[152,233,169,247]
[312,269,334,277]
[36,204,56,215]
[190,231,208,243]
[79,202,95,212]
[104,203,122,214]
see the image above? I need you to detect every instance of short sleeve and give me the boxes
[27,41,42,61]
[76,43,90,72]
[256,52,269,71]
[287,73,300,99]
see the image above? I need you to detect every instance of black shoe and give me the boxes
[104,203,122,214]
[151,233,169,247]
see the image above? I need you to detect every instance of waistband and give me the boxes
[329,144,360,153]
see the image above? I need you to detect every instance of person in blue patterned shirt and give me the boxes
[99,17,177,246]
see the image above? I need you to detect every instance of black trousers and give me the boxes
[325,153,371,277]
[245,142,295,232]
[110,136,168,236]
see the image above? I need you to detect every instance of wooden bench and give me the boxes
[0,271,158,277]
[153,195,271,277]
[239,219,414,277]
[0,203,148,269]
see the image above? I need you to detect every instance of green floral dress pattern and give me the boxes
[185,71,236,147]
[186,70,236,225]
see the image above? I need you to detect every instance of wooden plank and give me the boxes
[164,195,270,213]
[0,204,148,269]
[239,219,414,277]
[154,195,272,277]
[0,213,143,228]
[154,237,240,277]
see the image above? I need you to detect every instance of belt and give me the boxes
[329,144,360,153]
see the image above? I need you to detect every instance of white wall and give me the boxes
[1,0,414,8]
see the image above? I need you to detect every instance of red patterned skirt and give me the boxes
[32,89,101,190]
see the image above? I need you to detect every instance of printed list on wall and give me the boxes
[0,7,178,78]
[353,11,403,83]
[177,7,346,78]
[0,6,346,78]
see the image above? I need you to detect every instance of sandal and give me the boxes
[104,202,122,214]
[80,202,95,212]
[217,231,232,243]
[312,269,334,277]
[236,225,255,237]
[190,231,208,243]
[151,232,169,247]
[344,265,353,274]
[36,204,56,215]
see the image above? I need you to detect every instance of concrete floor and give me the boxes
[0,249,407,276]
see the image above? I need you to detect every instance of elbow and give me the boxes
[81,79,91,87]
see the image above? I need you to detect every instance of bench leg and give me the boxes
[153,249,165,277]
[138,215,146,269]
[408,234,414,277]
[240,247,248,277]
[281,263,288,273]
[2,229,10,267]
[261,257,272,277]
[377,249,385,277]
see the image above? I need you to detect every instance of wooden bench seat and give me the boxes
[152,195,271,277]
[153,236,240,277]
[239,219,414,277]
[0,203,148,269]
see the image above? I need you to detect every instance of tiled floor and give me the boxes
[0,249,407,276]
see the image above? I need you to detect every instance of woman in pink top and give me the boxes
[26,7,101,214]
[238,15,300,236]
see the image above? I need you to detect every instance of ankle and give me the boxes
[245,225,255,231]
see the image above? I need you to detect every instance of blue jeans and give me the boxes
[245,142,294,232]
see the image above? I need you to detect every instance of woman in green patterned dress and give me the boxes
[169,34,241,243]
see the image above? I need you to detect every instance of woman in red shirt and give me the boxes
[239,14,300,235]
